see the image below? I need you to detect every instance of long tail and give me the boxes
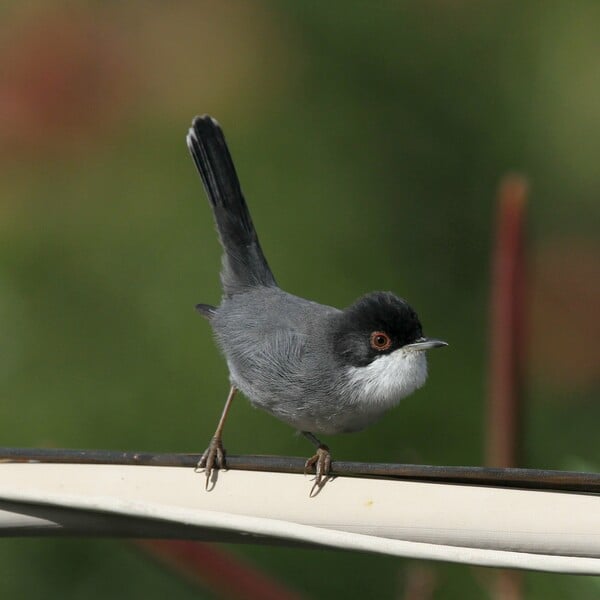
[186,115,276,295]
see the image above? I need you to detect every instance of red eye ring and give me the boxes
[370,331,392,351]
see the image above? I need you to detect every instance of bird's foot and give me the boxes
[196,436,226,489]
[304,445,332,495]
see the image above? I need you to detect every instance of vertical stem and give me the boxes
[487,175,528,468]
[486,175,528,600]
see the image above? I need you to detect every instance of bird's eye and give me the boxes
[370,331,392,351]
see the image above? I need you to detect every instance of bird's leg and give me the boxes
[197,385,237,488]
[302,431,332,493]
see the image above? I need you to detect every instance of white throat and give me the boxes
[344,348,428,414]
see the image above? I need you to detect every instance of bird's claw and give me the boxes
[304,445,332,495]
[196,437,226,489]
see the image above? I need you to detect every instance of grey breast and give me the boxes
[210,287,341,424]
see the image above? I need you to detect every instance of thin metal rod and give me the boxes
[1,447,599,494]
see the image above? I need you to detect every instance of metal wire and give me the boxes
[1,447,598,493]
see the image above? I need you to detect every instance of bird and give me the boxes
[186,115,447,493]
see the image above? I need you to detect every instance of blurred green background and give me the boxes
[1,1,598,598]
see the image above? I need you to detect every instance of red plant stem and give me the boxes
[136,540,304,600]
[487,175,528,468]
[486,175,528,600]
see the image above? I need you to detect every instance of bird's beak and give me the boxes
[404,337,448,351]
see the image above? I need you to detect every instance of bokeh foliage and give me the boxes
[0,1,598,598]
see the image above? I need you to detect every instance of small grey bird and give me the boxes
[186,116,447,492]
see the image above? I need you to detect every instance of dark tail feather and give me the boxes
[186,115,276,295]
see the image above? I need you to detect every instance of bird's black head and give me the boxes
[332,291,435,367]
